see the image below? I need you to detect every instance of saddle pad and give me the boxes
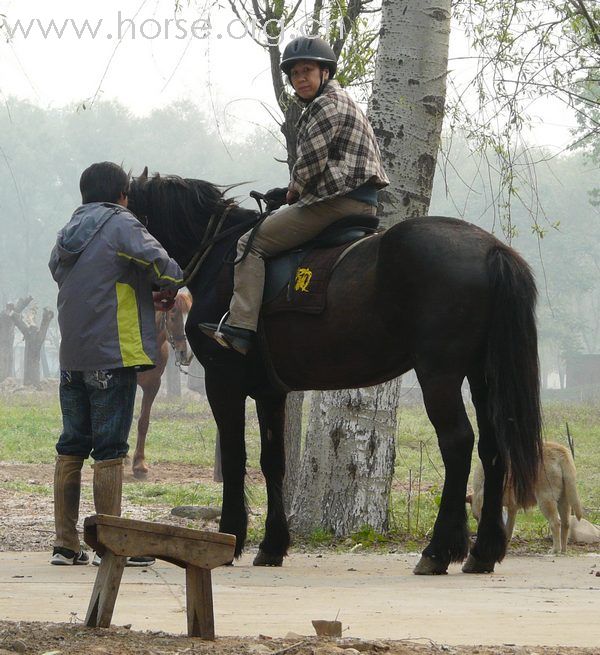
[262,241,350,316]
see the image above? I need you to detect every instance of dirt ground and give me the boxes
[0,461,233,552]
[1,462,599,655]
[0,621,597,655]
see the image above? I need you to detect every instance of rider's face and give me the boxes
[290,60,329,101]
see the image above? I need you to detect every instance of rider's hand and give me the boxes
[286,189,299,205]
[264,187,288,205]
[153,289,177,312]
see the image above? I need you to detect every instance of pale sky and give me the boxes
[0,0,578,149]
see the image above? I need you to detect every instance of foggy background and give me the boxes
[0,0,598,390]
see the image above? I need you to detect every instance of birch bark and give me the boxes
[291,0,451,536]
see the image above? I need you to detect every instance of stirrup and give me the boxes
[214,311,231,349]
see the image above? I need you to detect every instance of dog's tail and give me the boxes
[561,449,583,520]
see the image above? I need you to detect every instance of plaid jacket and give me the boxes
[290,81,389,207]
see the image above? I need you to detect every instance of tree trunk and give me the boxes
[282,391,303,514]
[13,305,54,386]
[370,0,451,225]
[291,383,399,535]
[0,297,32,382]
[291,0,451,537]
[0,310,16,382]
[165,351,182,397]
[187,358,206,394]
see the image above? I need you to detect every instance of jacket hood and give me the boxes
[55,202,121,265]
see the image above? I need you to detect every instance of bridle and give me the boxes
[179,203,261,287]
[160,310,194,366]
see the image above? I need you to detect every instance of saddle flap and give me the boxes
[263,240,354,314]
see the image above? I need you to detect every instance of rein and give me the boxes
[180,204,261,287]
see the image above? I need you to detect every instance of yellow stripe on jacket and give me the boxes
[117,251,184,285]
[115,282,153,367]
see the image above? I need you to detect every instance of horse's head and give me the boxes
[165,291,193,366]
[128,168,228,267]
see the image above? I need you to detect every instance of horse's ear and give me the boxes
[140,166,148,180]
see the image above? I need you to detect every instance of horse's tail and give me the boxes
[485,244,543,506]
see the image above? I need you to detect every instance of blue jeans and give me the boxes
[56,368,137,461]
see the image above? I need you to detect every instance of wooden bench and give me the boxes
[83,514,236,639]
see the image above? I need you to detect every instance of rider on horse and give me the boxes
[199,36,389,354]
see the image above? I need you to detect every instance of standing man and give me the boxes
[49,161,183,565]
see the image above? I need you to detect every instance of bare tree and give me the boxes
[0,296,32,381]
[11,301,54,386]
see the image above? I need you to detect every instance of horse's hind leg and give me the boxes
[253,394,290,567]
[462,373,507,573]
[413,372,474,575]
[205,368,248,559]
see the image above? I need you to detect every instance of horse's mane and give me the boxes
[147,174,231,222]
[134,174,236,258]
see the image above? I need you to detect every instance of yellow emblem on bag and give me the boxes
[295,267,313,293]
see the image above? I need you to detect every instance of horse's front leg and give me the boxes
[253,394,290,567]
[205,367,248,559]
[132,374,161,479]
[414,372,474,575]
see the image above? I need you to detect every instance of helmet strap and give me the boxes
[315,69,329,99]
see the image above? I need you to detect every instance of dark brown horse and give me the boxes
[131,291,193,479]
[128,172,542,575]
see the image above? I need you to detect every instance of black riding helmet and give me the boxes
[280,36,337,78]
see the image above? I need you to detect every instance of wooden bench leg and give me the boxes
[185,566,214,639]
[85,551,127,628]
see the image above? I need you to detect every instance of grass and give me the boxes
[0,393,262,467]
[1,391,599,552]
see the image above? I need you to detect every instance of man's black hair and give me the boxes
[80,162,130,204]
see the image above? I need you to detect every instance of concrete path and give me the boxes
[0,551,599,647]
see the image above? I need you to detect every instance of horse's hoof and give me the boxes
[413,556,448,575]
[132,468,148,480]
[462,553,495,573]
[253,550,284,567]
[132,457,149,480]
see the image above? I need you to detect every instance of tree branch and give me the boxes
[286,0,305,26]
[38,308,54,341]
[10,311,31,338]
[568,0,600,48]
[15,295,32,314]
[311,0,324,35]
[251,0,266,24]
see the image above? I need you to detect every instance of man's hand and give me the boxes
[153,289,177,312]
[286,189,300,205]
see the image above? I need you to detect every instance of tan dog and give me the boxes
[471,442,583,553]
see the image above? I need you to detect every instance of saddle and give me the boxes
[262,213,379,315]
[194,213,378,326]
